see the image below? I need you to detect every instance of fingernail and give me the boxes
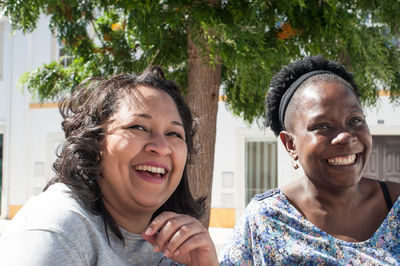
[145,228,152,235]
[164,249,170,257]
[173,250,180,256]
[153,245,160,252]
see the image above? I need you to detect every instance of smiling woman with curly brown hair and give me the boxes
[0,67,218,266]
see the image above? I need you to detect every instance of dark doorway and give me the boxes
[363,136,400,183]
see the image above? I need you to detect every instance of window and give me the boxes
[50,36,72,67]
[245,140,277,204]
[58,40,73,67]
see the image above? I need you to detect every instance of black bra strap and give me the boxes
[378,180,393,211]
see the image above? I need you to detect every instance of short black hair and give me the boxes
[265,55,360,136]
[45,66,205,243]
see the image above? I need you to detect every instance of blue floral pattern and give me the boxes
[220,188,400,265]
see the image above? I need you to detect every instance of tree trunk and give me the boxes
[186,30,221,227]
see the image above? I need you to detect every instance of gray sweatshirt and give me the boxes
[0,183,179,265]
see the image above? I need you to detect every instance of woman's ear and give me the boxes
[279,131,298,160]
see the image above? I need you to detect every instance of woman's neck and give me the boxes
[282,177,388,242]
[102,199,153,234]
[301,176,363,209]
[282,176,367,214]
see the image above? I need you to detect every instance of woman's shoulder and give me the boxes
[360,177,400,204]
[385,180,400,203]
[0,184,110,265]
[252,187,282,202]
[4,183,102,238]
[244,187,290,217]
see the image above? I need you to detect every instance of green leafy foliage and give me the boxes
[1,0,400,123]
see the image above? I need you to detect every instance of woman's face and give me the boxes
[98,85,187,215]
[287,81,372,189]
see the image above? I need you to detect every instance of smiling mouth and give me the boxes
[326,154,358,166]
[135,165,167,177]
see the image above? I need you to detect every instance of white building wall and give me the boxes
[8,29,31,207]
[0,16,63,218]
[365,97,400,135]
[27,108,63,195]
[212,102,298,221]
[212,102,250,212]
[0,20,10,118]
[0,19,12,217]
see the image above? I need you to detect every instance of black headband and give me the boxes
[278,70,334,131]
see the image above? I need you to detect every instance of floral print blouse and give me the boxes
[220,188,400,265]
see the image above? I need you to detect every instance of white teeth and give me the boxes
[327,154,356,166]
[135,165,166,174]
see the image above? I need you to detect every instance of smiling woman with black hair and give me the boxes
[220,55,400,264]
[0,67,218,265]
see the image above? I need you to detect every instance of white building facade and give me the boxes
[0,16,64,218]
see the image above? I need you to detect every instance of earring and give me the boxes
[292,155,299,170]
[292,160,299,170]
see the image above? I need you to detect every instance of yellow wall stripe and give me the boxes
[8,204,235,229]
[378,90,390,97]
[209,208,235,228]
[29,102,59,109]
[218,95,227,102]
[8,205,23,219]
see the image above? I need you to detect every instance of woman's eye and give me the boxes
[349,117,363,124]
[314,124,330,131]
[167,131,184,139]
[128,125,147,131]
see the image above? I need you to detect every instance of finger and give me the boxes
[175,231,214,255]
[163,221,204,257]
[153,215,195,253]
[170,231,218,265]
[144,211,178,236]
[141,232,157,246]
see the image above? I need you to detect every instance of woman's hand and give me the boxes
[141,211,218,266]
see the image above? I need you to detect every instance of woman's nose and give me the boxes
[331,131,357,145]
[145,134,172,156]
